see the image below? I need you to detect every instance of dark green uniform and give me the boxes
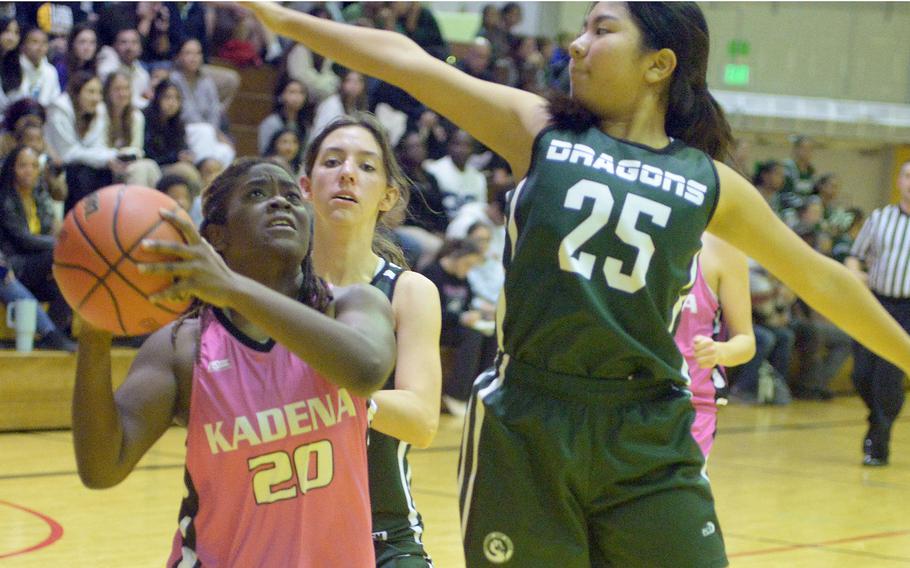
[458,126,728,567]
[369,260,433,568]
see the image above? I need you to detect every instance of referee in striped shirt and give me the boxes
[846,160,910,466]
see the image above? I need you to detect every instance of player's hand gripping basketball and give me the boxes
[140,209,238,308]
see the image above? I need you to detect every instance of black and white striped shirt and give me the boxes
[851,204,910,298]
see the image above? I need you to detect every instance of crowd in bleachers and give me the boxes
[728,136,867,404]
[0,2,883,412]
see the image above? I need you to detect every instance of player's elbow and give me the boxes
[410,414,439,450]
[77,467,125,490]
[743,336,756,361]
[348,358,394,399]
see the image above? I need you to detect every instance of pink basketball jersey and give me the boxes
[675,262,725,412]
[167,308,374,567]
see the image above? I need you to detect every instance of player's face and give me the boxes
[569,2,651,120]
[303,125,398,228]
[224,163,310,260]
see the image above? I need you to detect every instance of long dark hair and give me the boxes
[549,2,733,162]
[144,79,187,159]
[264,127,303,175]
[0,17,22,93]
[0,145,37,196]
[173,157,333,343]
[273,76,316,139]
[65,23,98,80]
[66,71,99,138]
[627,2,732,161]
[304,112,410,268]
[103,70,134,148]
[336,68,368,114]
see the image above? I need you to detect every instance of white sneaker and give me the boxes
[442,395,468,418]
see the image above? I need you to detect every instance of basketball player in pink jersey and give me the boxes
[675,232,755,458]
[73,158,397,567]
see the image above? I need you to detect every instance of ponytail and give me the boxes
[627,2,734,161]
[665,82,733,162]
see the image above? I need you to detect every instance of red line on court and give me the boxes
[0,499,64,559]
[729,529,910,558]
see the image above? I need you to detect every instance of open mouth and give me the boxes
[332,193,359,204]
[267,218,296,230]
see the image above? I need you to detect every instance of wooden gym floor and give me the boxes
[2,393,909,566]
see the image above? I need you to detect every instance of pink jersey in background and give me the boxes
[675,263,726,458]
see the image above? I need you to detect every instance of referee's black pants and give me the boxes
[852,295,910,458]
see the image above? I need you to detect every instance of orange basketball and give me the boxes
[53,184,194,336]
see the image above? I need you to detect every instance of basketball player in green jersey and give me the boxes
[301,113,442,567]
[248,2,910,566]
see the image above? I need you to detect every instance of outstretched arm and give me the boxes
[244,2,549,177]
[708,161,910,373]
[370,272,442,449]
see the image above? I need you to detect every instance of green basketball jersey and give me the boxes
[367,260,426,545]
[498,126,719,383]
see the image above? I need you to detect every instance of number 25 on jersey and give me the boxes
[559,179,671,294]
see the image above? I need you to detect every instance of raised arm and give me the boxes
[73,322,189,489]
[370,271,442,449]
[707,161,910,374]
[244,2,549,177]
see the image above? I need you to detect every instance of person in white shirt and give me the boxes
[422,130,487,221]
[18,27,60,107]
[309,68,367,143]
[96,28,150,109]
[446,189,508,307]
[170,38,234,167]
[44,71,116,211]
[102,70,162,188]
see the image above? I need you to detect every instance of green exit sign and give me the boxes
[724,64,750,86]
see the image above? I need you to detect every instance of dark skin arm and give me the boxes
[74,207,396,489]
[73,320,195,489]
[142,210,396,397]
